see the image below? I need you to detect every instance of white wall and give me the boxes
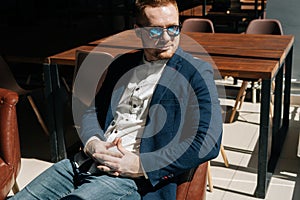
[266,0,300,82]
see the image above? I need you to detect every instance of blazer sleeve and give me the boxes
[80,104,106,146]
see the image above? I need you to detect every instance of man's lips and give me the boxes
[157,45,172,51]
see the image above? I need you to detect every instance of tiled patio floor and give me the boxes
[207,99,300,200]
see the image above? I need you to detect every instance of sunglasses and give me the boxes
[143,25,181,39]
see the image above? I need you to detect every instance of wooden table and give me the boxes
[47,30,294,198]
[185,32,294,198]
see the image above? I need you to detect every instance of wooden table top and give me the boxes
[49,30,294,80]
[184,32,294,49]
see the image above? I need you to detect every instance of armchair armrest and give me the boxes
[176,162,208,200]
[0,88,20,177]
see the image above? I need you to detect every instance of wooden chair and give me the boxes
[229,19,284,123]
[0,56,49,135]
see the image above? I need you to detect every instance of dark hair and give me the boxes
[135,0,179,25]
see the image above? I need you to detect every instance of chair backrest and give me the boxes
[181,18,215,33]
[0,56,24,93]
[245,19,284,35]
[176,162,208,200]
[73,50,114,106]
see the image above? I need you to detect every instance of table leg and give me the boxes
[268,66,283,172]
[43,63,67,162]
[256,47,293,198]
[283,46,293,129]
[267,46,294,172]
[268,46,293,170]
[202,0,207,16]
[255,79,271,198]
[254,0,259,18]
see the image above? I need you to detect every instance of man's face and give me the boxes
[138,4,180,61]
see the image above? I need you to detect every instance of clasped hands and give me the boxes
[85,138,144,178]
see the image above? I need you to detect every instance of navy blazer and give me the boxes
[81,47,223,199]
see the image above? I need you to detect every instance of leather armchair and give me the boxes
[0,88,21,200]
[177,162,208,200]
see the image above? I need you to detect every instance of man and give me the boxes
[10,0,222,199]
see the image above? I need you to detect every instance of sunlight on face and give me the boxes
[140,3,180,61]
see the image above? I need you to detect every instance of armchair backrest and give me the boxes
[176,162,208,200]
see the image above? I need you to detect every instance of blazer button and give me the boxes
[168,174,174,178]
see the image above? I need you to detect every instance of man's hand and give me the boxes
[93,138,145,178]
[85,138,123,162]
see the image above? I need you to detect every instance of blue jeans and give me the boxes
[10,159,141,200]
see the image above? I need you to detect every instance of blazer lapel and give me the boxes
[150,48,184,105]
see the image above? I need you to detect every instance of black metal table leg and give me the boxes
[268,65,284,172]
[283,46,293,129]
[202,0,207,16]
[43,63,67,162]
[255,79,271,198]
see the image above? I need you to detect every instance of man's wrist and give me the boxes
[84,136,101,155]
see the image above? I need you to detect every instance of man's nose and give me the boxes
[161,30,171,41]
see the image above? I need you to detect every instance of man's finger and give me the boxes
[115,138,128,155]
[97,165,120,176]
[93,153,122,164]
[97,165,111,172]
[95,148,123,158]
[105,141,118,149]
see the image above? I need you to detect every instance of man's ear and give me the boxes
[134,24,142,38]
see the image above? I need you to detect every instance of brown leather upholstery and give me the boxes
[0,88,21,200]
[176,162,208,200]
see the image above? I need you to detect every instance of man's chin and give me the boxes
[144,48,175,60]
[157,51,174,59]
